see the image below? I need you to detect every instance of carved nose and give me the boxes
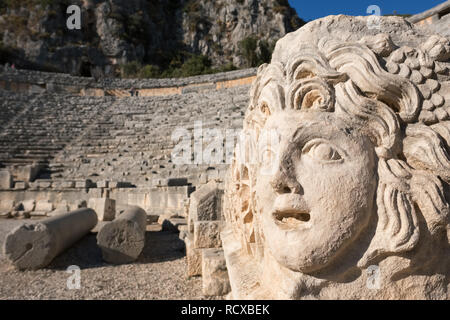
[270,168,303,195]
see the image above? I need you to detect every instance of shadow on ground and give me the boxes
[47,229,185,270]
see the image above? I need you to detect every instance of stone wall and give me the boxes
[0,67,257,97]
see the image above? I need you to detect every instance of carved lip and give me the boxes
[273,210,311,228]
[272,195,310,228]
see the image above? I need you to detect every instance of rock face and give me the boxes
[0,0,303,76]
[222,15,450,299]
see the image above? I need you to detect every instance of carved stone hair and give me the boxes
[225,32,450,268]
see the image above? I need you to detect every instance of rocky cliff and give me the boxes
[0,0,304,77]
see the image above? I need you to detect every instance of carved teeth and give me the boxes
[273,210,311,224]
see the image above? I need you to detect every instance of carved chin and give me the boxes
[264,209,371,274]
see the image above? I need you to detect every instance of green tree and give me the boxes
[239,36,258,67]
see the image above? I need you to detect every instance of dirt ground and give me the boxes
[0,221,218,300]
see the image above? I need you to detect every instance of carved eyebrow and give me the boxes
[291,122,334,144]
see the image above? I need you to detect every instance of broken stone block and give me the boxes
[0,171,13,189]
[47,207,69,217]
[109,181,119,189]
[88,198,115,221]
[193,221,222,249]
[69,199,87,211]
[97,180,109,188]
[61,181,75,189]
[14,181,28,190]
[88,188,102,198]
[21,199,36,212]
[189,180,220,221]
[3,208,98,270]
[185,235,202,276]
[97,206,147,264]
[37,180,52,189]
[0,199,15,212]
[48,201,70,217]
[35,200,54,213]
[202,248,230,296]
[75,179,95,188]
[188,180,221,233]
[14,165,41,182]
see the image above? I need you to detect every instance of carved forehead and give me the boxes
[263,110,370,150]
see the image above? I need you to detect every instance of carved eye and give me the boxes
[302,140,342,162]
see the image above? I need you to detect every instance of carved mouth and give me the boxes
[273,210,310,227]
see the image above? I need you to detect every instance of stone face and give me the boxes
[88,198,116,221]
[193,221,222,249]
[3,208,98,270]
[97,206,147,264]
[0,171,13,189]
[202,248,231,296]
[223,15,450,300]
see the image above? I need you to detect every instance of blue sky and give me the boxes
[288,0,445,22]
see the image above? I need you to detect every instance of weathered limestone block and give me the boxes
[88,198,115,221]
[35,200,54,213]
[0,200,15,212]
[193,221,222,249]
[76,179,95,189]
[3,208,98,270]
[189,180,220,222]
[185,235,202,276]
[14,181,28,190]
[223,16,450,299]
[97,206,147,264]
[69,199,87,211]
[202,248,231,296]
[37,180,52,189]
[48,201,70,217]
[21,199,35,212]
[97,180,109,188]
[14,165,41,182]
[61,181,75,189]
[0,200,14,218]
[0,171,13,189]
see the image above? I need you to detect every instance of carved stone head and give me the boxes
[223,15,450,299]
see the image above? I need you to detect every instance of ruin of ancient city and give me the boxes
[0,0,448,307]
